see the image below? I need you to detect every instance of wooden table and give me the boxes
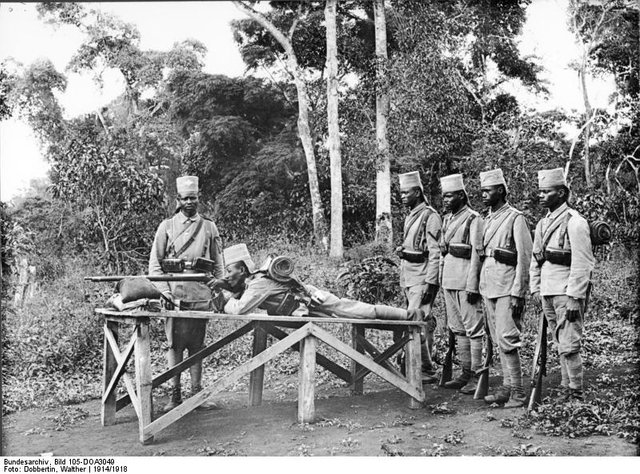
[96,308,428,444]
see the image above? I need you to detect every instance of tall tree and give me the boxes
[325,0,343,259]
[568,0,639,187]
[373,0,392,246]
[233,1,329,251]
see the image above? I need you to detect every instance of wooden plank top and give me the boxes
[95,308,427,327]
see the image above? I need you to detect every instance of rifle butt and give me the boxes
[439,357,453,386]
[473,367,490,399]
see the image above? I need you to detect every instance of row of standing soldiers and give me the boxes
[398,167,595,408]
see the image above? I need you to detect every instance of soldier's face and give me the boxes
[177,193,199,216]
[442,191,463,213]
[224,263,248,292]
[481,185,502,207]
[538,187,562,209]
[400,187,421,207]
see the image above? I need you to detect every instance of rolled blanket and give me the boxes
[268,256,295,282]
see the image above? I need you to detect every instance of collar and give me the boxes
[410,201,428,216]
[450,204,469,219]
[546,202,569,220]
[488,202,509,219]
[177,211,201,225]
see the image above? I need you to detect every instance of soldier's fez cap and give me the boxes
[440,173,466,194]
[176,176,199,196]
[398,171,423,191]
[538,168,567,189]
[479,168,508,192]
[223,243,256,274]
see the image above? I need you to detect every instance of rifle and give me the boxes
[527,312,548,411]
[439,329,456,386]
[84,274,211,283]
[85,257,218,283]
[473,328,494,400]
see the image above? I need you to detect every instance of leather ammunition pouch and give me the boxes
[161,258,185,273]
[261,292,300,316]
[448,243,472,259]
[401,250,428,264]
[493,247,518,266]
[544,248,571,266]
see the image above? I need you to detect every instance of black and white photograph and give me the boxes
[1,0,638,461]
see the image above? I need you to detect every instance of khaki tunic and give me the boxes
[529,203,594,299]
[399,202,442,288]
[149,212,224,350]
[478,203,532,299]
[439,205,483,293]
[149,212,224,298]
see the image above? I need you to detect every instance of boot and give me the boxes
[421,367,439,384]
[484,385,510,404]
[559,388,584,403]
[504,388,527,408]
[459,375,479,395]
[163,386,182,412]
[192,385,220,410]
[443,370,471,389]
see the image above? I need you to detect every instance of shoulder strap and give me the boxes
[413,206,433,250]
[540,208,571,251]
[173,218,205,258]
[504,211,521,248]
[482,208,513,247]
[461,214,476,245]
[556,212,573,248]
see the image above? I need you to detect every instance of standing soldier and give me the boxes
[396,171,442,382]
[478,169,532,408]
[149,176,224,411]
[438,174,485,394]
[530,168,595,401]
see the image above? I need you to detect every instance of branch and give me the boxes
[566,108,599,174]
[233,1,293,54]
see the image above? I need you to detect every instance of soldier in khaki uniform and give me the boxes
[438,174,485,394]
[149,176,224,411]
[530,168,595,401]
[478,169,532,408]
[396,171,442,382]
[216,244,413,320]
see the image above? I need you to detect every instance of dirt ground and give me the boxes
[2,373,637,457]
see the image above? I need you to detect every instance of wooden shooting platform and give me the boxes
[95,308,428,445]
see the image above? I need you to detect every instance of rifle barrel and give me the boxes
[84,274,210,282]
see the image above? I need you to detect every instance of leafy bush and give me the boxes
[337,255,402,306]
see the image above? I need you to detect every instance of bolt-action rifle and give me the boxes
[439,329,456,386]
[527,313,548,411]
[473,327,494,400]
[84,257,217,283]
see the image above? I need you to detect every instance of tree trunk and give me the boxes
[233,1,329,250]
[325,0,343,259]
[579,62,593,188]
[373,0,392,247]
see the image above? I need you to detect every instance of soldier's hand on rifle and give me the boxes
[565,297,582,322]
[466,291,480,305]
[510,296,524,319]
[207,278,231,292]
[395,246,404,259]
[421,284,438,305]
